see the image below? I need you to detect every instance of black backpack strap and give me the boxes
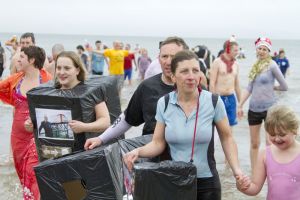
[212,94,218,109]
[211,94,219,136]
[164,93,170,113]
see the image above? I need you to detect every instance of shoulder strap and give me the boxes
[212,93,218,109]
[211,94,219,136]
[164,93,170,113]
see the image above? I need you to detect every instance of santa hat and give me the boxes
[255,37,272,51]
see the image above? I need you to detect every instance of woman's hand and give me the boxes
[123,148,140,172]
[84,137,102,150]
[24,118,33,132]
[69,120,86,133]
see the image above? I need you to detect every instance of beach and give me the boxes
[1,33,300,199]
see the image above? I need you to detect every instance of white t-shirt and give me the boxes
[144,58,162,79]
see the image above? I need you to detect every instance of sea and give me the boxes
[0,32,299,199]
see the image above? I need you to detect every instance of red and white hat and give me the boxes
[255,37,272,51]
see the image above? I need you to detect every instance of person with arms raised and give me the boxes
[0,46,52,199]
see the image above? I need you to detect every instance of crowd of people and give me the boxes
[0,33,298,200]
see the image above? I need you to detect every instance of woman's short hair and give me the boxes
[21,46,46,69]
[171,50,199,74]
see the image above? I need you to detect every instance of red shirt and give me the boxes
[124,54,135,70]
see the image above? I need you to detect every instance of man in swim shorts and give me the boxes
[209,39,241,128]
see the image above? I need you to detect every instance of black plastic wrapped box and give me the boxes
[133,161,197,200]
[27,75,121,161]
[34,135,154,200]
[105,135,157,199]
[34,145,116,200]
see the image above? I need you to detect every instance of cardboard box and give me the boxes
[27,76,121,161]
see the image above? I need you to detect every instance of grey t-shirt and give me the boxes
[247,60,288,112]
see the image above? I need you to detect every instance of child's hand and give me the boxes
[236,174,251,192]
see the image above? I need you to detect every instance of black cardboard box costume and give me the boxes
[34,135,197,200]
[34,135,153,200]
[133,161,197,200]
[27,76,121,161]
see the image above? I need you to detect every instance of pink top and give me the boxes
[266,146,300,200]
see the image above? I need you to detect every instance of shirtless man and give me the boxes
[44,44,64,77]
[209,40,241,127]
[10,32,50,74]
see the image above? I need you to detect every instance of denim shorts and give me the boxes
[124,69,132,80]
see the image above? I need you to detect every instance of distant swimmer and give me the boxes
[144,58,161,79]
[9,32,50,75]
[103,41,130,93]
[275,49,290,78]
[45,43,64,77]
[123,43,137,85]
[237,47,246,59]
[137,48,151,80]
[90,40,107,75]
[144,41,163,79]
[5,35,19,59]
[76,45,89,71]
[193,45,214,85]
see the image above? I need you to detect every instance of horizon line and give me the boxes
[1,32,299,41]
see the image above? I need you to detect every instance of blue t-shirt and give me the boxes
[155,90,227,178]
[275,57,290,75]
[91,51,105,72]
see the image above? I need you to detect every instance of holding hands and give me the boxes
[237,104,244,119]
[236,174,251,192]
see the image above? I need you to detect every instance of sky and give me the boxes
[1,0,300,39]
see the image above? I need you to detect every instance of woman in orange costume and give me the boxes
[0,46,52,200]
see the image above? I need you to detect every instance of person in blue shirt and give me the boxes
[275,49,290,77]
[124,50,243,200]
[90,40,106,75]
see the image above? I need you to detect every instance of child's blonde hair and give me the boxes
[265,105,299,135]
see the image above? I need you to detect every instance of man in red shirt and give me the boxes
[123,44,137,85]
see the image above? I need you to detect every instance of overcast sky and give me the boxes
[2,0,299,39]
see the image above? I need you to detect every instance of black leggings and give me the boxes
[197,176,221,200]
